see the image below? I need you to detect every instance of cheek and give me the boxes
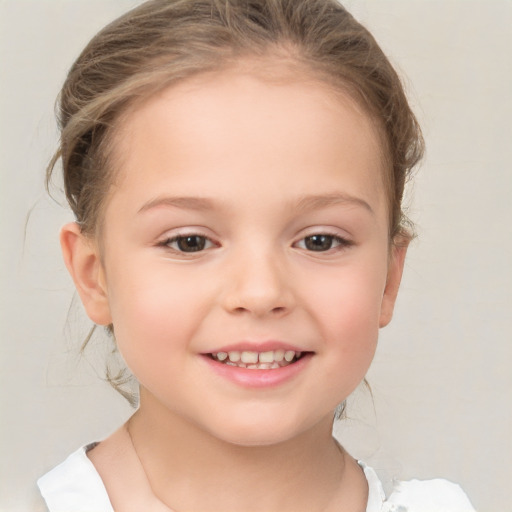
[302,259,387,377]
[105,265,211,367]
[324,298,379,381]
[306,259,387,330]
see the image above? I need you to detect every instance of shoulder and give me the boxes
[359,461,476,512]
[37,444,114,512]
[383,478,476,512]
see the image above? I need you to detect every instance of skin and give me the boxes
[61,66,407,511]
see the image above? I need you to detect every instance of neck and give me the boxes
[127,388,352,512]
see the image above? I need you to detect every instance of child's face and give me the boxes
[66,68,406,445]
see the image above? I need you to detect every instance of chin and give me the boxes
[219,430,299,448]
[206,411,327,448]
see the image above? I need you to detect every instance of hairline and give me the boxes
[88,53,394,244]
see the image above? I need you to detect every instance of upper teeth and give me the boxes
[212,350,302,365]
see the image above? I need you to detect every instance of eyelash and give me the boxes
[158,232,352,254]
[158,233,216,253]
[294,234,353,252]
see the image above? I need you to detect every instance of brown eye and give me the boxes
[296,234,351,252]
[304,234,336,251]
[176,235,206,252]
[165,235,211,252]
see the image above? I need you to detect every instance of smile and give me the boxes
[202,347,313,388]
[209,350,304,369]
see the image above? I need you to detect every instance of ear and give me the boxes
[60,222,112,326]
[379,240,409,328]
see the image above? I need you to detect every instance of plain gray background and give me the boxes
[1,1,511,510]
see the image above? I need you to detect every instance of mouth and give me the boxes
[207,349,308,370]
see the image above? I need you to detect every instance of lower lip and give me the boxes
[201,354,313,389]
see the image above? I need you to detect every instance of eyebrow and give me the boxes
[138,196,216,213]
[294,193,374,215]
[138,193,374,215]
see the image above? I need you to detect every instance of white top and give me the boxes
[38,445,476,512]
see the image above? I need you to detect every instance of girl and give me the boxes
[37,0,476,510]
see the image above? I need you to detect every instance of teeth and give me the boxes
[244,363,276,370]
[274,349,284,362]
[284,350,295,362]
[228,351,241,362]
[240,351,258,364]
[217,352,228,361]
[212,349,304,368]
[258,351,274,363]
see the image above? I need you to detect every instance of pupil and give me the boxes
[305,235,332,251]
[178,236,205,252]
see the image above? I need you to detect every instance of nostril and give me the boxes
[222,277,295,316]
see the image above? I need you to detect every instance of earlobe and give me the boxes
[60,222,112,326]
[379,242,408,328]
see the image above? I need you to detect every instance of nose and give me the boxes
[221,245,295,318]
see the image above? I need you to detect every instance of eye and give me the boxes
[163,234,215,253]
[296,234,351,252]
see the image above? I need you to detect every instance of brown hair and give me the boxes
[48,0,423,239]
[48,0,423,402]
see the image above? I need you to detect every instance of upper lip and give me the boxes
[202,341,310,354]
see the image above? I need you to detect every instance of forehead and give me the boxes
[107,66,387,220]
